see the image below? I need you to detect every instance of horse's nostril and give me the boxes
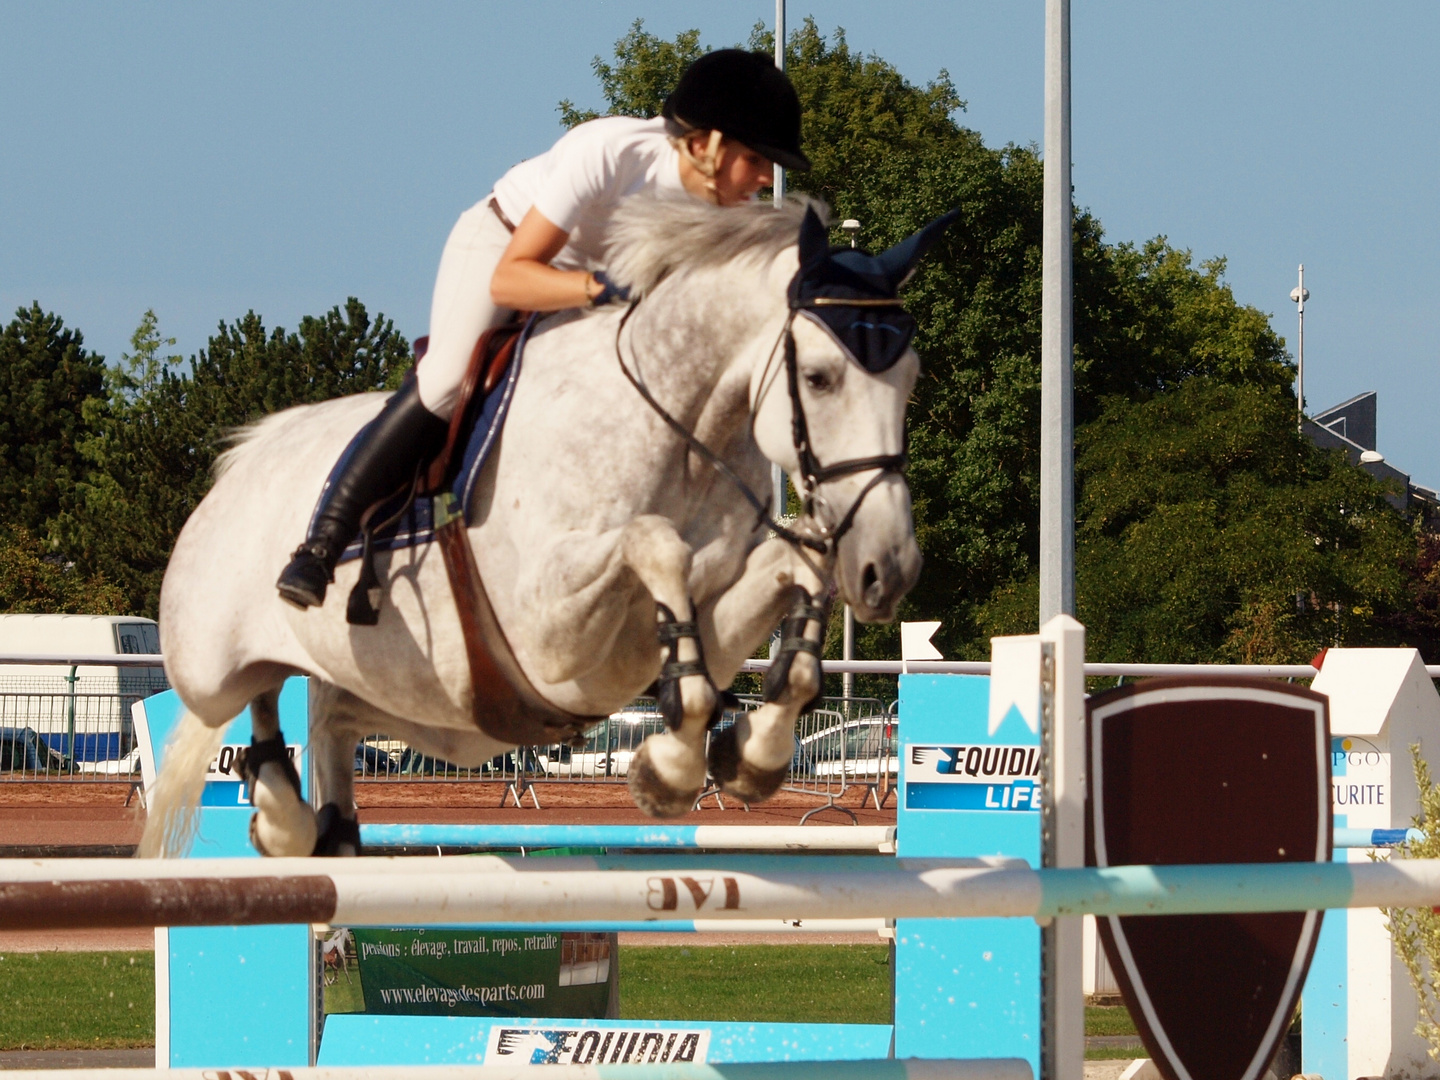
[861,563,881,607]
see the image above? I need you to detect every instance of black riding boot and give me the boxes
[276,380,448,609]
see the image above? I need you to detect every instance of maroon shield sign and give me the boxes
[1087,678,1330,1080]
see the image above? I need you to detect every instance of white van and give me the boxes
[0,614,166,769]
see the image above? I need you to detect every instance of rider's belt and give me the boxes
[488,197,517,234]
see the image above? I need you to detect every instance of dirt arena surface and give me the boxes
[0,778,895,830]
[0,805,144,848]
[0,927,155,953]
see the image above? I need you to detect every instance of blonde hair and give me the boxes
[669,127,727,204]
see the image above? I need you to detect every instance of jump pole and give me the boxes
[359,824,895,852]
[5,854,1439,929]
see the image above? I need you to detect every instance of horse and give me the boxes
[141,197,948,859]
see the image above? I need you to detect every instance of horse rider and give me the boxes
[277,49,811,609]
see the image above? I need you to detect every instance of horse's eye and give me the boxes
[804,371,831,392]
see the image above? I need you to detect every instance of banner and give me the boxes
[347,928,615,1018]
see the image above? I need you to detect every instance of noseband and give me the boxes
[615,296,907,558]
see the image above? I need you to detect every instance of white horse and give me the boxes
[142,197,948,858]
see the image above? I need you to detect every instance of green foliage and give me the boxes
[1379,528,1440,661]
[0,525,125,615]
[0,304,108,535]
[1387,746,1440,1060]
[57,300,411,616]
[976,380,1411,662]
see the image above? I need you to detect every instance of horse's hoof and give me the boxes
[707,726,788,804]
[627,743,701,819]
[248,803,317,857]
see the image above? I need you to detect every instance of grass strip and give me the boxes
[619,945,894,1025]
[0,951,154,1050]
[1086,1006,1139,1036]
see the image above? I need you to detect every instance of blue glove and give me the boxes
[590,270,631,307]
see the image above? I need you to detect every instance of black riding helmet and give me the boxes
[662,49,810,172]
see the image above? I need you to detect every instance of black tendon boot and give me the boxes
[277,380,449,609]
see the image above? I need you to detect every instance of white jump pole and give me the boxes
[6,855,1440,929]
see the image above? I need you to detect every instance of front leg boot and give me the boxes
[238,732,316,857]
[763,589,829,714]
[313,802,362,857]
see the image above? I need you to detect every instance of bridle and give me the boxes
[615,293,908,558]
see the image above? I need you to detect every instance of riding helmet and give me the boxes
[662,49,810,172]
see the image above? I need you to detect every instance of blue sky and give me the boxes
[2,2,1436,486]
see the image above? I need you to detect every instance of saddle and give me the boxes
[336,318,528,585]
[416,317,525,493]
[342,316,600,747]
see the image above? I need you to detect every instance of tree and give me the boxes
[0,525,125,615]
[58,300,412,616]
[0,304,108,535]
[978,380,1412,662]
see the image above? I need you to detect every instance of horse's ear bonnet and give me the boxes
[788,206,962,372]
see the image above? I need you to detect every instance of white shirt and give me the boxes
[489,115,685,270]
[491,116,686,272]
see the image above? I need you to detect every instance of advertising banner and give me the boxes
[346,928,614,1018]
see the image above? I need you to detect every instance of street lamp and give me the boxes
[839,219,860,703]
[1290,265,1309,429]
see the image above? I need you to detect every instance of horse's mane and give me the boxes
[605,195,827,295]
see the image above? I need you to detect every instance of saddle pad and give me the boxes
[333,316,533,565]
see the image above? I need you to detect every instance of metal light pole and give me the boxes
[773,0,786,208]
[769,0,788,660]
[1290,265,1309,429]
[771,0,787,517]
[1039,0,1075,626]
[1040,6,1083,1078]
[840,218,861,705]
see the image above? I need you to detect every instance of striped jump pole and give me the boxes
[6,854,1440,930]
[360,824,896,852]
[0,1062,1030,1080]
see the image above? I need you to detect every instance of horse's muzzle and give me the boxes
[849,540,922,623]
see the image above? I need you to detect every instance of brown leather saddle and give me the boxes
[414,318,526,492]
[413,318,600,747]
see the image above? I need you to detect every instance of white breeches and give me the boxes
[415,197,515,420]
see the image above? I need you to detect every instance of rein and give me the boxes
[614,296,907,557]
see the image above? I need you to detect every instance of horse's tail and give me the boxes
[137,711,228,859]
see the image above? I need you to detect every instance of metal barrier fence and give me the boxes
[0,671,170,781]
[353,696,898,813]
